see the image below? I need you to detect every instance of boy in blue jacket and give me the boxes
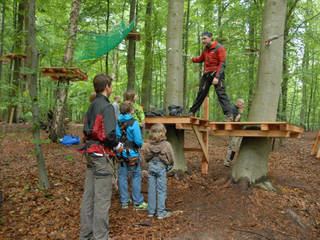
[116,101,147,210]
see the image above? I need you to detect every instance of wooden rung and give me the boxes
[289,132,301,139]
[184,148,202,152]
[176,123,208,132]
[224,123,232,130]
[146,117,194,125]
[212,130,291,138]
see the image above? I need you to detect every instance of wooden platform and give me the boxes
[40,67,88,81]
[311,130,320,159]
[4,53,27,60]
[145,116,304,174]
[210,122,303,138]
[0,57,9,64]
[145,117,303,138]
[125,32,141,41]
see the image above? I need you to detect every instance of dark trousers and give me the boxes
[189,72,232,116]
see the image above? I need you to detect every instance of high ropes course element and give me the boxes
[74,21,135,61]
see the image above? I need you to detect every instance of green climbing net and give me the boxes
[75,21,134,61]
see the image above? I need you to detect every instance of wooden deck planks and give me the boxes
[40,67,88,81]
[145,117,303,138]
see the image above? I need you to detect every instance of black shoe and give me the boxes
[223,115,234,122]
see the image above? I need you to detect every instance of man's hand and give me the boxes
[212,77,219,85]
[190,57,193,63]
[116,146,124,153]
[115,142,124,153]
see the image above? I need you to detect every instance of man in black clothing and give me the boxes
[79,74,121,240]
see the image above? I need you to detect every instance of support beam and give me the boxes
[311,130,320,156]
[202,97,209,174]
[192,125,209,174]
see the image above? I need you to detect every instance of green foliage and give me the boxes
[0,0,319,129]
[65,155,74,162]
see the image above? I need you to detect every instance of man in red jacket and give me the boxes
[189,32,233,121]
[79,74,121,240]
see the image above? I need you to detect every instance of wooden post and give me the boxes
[202,97,209,174]
[311,130,320,156]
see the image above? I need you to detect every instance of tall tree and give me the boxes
[232,0,287,191]
[141,0,153,112]
[25,0,50,189]
[247,0,258,112]
[0,0,5,83]
[165,0,186,173]
[281,0,300,121]
[0,0,6,109]
[9,0,25,123]
[49,0,82,142]
[105,0,110,75]
[183,0,190,110]
[126,0,136,91]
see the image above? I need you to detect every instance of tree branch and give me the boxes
[231,227,272,240]
[289,12,320,40]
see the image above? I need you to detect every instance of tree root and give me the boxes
[231,227,272,240]
[168,169,185,180]
[255,180,278,192]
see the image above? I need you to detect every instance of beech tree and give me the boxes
[141,0,153,112]
[25,0,50,189]
[49,0,82,142]
[232,0,287,191]
[165,0,186,173]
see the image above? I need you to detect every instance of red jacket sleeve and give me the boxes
[216,46,226,79]
[192,51,204,63]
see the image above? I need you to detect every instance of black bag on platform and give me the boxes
[145,109,166,117]
[168,105,183,116]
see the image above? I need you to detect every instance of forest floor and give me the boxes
[0,123,319,240]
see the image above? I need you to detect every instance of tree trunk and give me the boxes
[141,0,153,112]
[26,0,50,189]
[299,44,308,128]
[10,0,24,123]
[166,0,186,172]
[281,0,300,122]
[105,0,110,75]
[232,0,287,191]
[49,0,81,142]
[0,0,5,111]
[306,51,315,130]
[182,0,190,110]
[247,0,257,113]
[126,0,136,91]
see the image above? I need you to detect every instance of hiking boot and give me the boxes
[224,160,231,168]
[223,115,234,122]
[157,211,172,220]
[134,202,148,210]
[121,199,132,209]
[121,203,129,209]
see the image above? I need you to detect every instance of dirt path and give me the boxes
[0,124,319,239]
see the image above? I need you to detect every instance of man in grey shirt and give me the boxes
[112,95,121,118]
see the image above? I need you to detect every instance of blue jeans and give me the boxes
[118,162,144,205]
[148,162,167,215]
